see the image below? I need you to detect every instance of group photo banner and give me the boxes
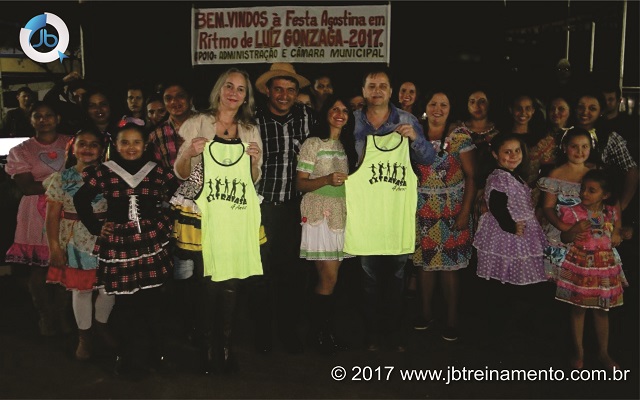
[191,4,391,65]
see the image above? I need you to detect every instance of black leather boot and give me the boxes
[220,282,237,373]
[94,320,118,350]
[247,275,273,353]
[327,294,349,352]
[311,293,335,355]
[220,336,235,373]
[201,330,215,375]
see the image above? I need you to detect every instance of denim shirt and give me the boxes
[353,103,435,166]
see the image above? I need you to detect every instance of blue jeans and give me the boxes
[173,257,195,280]
[173,252,205,280]
[360,254,408,338]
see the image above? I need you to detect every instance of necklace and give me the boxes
[217,118,236,136]
[464,121,495,136]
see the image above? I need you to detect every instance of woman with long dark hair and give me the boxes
[82,88,119,160]
[296,93,357,354]
[396,81,423,119]
[5,102,72,336]
[574,91,638,214]
[453,87,500,222]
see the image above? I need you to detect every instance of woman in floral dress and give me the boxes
[413,90,476,342]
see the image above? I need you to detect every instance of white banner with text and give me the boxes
[191,4,391,65]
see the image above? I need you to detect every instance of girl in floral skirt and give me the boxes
[45,128,115,360]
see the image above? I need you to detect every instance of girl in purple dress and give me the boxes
[474,133,547,284]
[473,133,547,352]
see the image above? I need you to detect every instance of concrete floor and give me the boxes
[0,251,638,399]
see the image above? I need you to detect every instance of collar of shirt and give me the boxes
[257,102,308,125]
[354,103,402,142]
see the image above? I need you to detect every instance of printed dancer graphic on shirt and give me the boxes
[204,175,248,205]
[368,161,408,189]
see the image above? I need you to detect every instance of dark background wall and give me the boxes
[1,1,638,114]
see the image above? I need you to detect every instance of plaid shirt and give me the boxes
[255,103,316,203]
[149,120,185,169]
[598,130,637,172]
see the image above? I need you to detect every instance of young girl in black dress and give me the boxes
[74,117,179,377]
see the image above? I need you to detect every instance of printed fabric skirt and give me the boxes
[300,218,353,261]
[413,185,473,271]
[555,246,628,310]
[46,265,97,292]
[94,214,173,295]
[474,214,548,285]
[46,240,101,291]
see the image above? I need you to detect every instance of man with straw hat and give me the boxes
[250,63,317,354]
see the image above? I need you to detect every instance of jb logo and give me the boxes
[19,13,69,63]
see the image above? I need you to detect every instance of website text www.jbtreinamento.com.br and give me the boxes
[329,365,631,384]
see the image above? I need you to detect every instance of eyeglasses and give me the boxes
[118,116,145,128]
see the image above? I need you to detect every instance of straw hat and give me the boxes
[255,63,310,94]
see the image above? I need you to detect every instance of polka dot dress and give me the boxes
[473,169,547,285]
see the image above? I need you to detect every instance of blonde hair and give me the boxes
[207,68,256,128]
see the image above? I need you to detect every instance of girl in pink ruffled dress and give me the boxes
[5,102,72,336]
[556,169,627,370]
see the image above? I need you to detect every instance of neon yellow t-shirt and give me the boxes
[344,132,417,255]
[195,139,263,281]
